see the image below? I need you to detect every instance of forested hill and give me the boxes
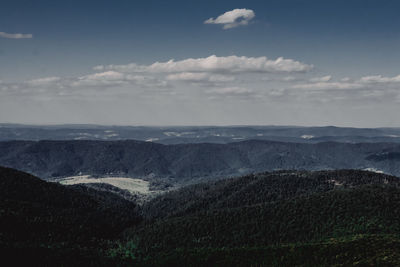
[130,170,400,266]
[0,166,140,266]
[141,169,400,220]
[3,167,400,265]
[0,140,400,181]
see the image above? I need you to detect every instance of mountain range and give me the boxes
[0,140,399,185]
[1,124,400,144]
[2,167,400,266]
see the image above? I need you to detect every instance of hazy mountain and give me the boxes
[0,140,400,184]
[1,124,400,144]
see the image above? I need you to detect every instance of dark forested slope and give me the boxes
[0,140,400,181]
[2,167,400,266]
[0,166,140,265]
[141,170,400,219]
[128,170,400,266]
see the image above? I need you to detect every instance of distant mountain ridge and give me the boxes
[1,139,400,182]
[1,124,400,144]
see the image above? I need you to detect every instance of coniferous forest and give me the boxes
[2,166,400,266]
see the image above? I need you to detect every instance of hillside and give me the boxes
[0,140,400,183]
[125,170,400,265]
[141,170,400,219]
[0,166,140,266]
[2,167,400,266]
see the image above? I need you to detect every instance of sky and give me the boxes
[1,0,400,127]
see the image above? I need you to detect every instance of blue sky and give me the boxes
[1,0,400,126]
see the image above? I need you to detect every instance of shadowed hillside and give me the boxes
[126,170,400,266]
[2,167,400,266]
[0,166,140,266]
[1,140,400,183]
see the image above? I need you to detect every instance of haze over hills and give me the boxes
[1,124,400,144]
[0,139,400,185]
[4,0,400,265]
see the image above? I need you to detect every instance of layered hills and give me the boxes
[0,140,399,183]
[1,124,400,144]
[2,167,400,265]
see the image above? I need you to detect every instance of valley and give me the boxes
[2,167,400,266]
[3,0,399,265]
[2,125,400,265]
[58,175,153,195]
[1,139,400,186]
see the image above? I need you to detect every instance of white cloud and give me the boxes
[206,87,254,96]
[360,74,400,83]
[71,71,168,88]
[97,55,312,74]
[208,74,236,82]
[309,75,332,83]
[166,72,209,81]
[166,72,234,83]
[282,76,298,82]
[27,77,61,86]
[0,32,33,39]
[93,65,105,71]
[204,8,255,29]
[286,73,400,103]
[292,82,363,90]
[8,53,400,106]
[261,76,305,82]
[72,71,126,87]
[80,71,125,81]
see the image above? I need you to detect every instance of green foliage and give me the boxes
[3,167,400,266]
[133,185,400,254]
[0,166,140,266]
[140,235,400,266]
[107,240,139,260]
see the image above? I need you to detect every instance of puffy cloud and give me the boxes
[360,74,400,83]
[292,82,363,90]
[71,71,166,88]
[206,87,254,96]
[289,74,400,95]
[0,32,33,39]
[204,9,255,29]
[8,52,400,105]
[282,76,299,82]
[74,71,125,86]
[96,55,313,74]
[166,72,209,81]
[27,77,61,86]
[286,73,400,103]
[166,72,234,83]
[309,75,332,83]
[293,74,400,91]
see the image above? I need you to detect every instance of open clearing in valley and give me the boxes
[58,175,152,195]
